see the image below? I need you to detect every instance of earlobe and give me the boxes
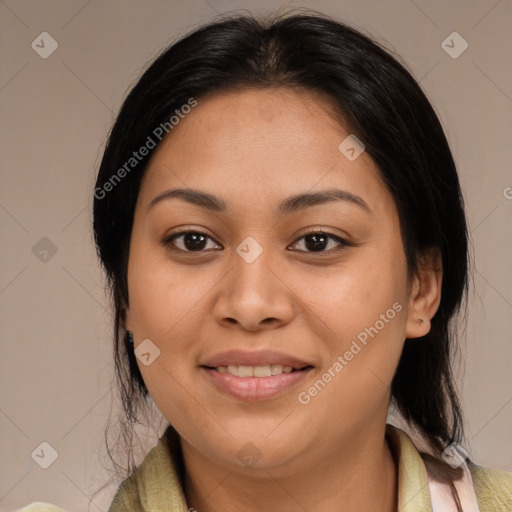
[404,248,442,339]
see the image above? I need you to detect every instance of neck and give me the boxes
[181,423,397,512]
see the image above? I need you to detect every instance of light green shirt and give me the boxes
[16,424,512,511]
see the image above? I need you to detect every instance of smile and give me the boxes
[200,365,314,401]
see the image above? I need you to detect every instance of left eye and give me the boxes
[162,230,348,254]
[289,231,348,253]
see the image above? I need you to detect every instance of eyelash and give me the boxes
[161,228,350,255]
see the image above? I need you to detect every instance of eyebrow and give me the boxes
[148,187,371,215]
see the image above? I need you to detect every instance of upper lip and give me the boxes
[201,350,313,370]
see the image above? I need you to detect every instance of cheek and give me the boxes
[128,253,211,427]
[308,257,407,337]
[127,240,215,340]
[292,271,407,428]
[138,358,217,448]
[300,250,408,385]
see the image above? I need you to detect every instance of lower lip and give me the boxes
[201,366,314,401]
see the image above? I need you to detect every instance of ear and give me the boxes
[405,247,442,339]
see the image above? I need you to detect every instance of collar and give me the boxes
[385,424,435,511]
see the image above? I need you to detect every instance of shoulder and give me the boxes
[468,461,512,511]
[108,475,142,512]
[108,426,185,511]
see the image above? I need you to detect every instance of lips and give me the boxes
[201,366,314,401]
[200,349,313,370]
[200,349,314,401]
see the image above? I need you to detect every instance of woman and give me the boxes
[19,10,512,512]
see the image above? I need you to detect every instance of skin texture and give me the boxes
[124,87,442,512]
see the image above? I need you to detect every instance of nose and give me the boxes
[212,241,295,332]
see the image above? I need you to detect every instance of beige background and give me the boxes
[1,0,511,510]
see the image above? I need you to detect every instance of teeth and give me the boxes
[238,365,254,378]
[216,364,296,377]
[271,364,283,376]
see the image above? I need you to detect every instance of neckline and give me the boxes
[161,423,434,511]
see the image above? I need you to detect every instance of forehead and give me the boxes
[137,87,391,216]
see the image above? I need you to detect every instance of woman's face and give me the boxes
[125,87,433,473]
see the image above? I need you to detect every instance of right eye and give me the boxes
[161,230,222,253]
